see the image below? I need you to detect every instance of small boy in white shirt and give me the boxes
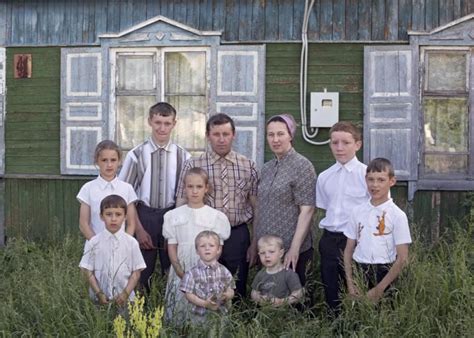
[251,235,303,307]
[316,121,370,312]
[343,158,411,302]
[79,195,146,306]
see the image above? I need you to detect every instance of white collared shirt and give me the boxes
[344,198,412,264]
[316,156,370,233]
[119,138,190,209]
[76,176,138,235]
[79,228,146,301]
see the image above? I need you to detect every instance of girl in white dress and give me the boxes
[163,167,231,324]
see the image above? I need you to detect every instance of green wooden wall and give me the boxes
[5,47,60,175]
[2,44,471,241]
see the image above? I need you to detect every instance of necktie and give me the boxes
[221,159,229,210]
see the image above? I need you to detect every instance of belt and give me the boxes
[136,202,175,212]
[231,222,248,230]
[323,229,345,237]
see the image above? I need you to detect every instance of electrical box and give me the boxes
[310,90,339,128]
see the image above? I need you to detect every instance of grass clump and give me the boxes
[0,224,472,336]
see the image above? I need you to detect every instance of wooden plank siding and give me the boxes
[0,0,473,46]
[5,177,88,240]
[5,47,60,174]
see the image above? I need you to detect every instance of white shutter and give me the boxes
[0,47,5,175]
[364,45,418,183]
[61,48,106,175]
[214,45,265,167]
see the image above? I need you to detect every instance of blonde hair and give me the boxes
[195,230,221,249]
[258,235,284,250]
[94,140,122,163]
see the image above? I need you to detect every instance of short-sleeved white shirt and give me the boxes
[316,156,370,233]
[79,228,146,301]
[344,198,412,264]
[76,176,138,235]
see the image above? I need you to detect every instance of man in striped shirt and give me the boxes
[176,113,259,298]
[119,102,191,290]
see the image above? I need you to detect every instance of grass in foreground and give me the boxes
[0,224,472,337]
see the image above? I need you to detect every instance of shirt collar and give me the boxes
[369,198,393,209]
[97,175,119,190]
[208,149,237,165]
[336,156,360,172]
[148,137,171,152]
[103,227,125,240]
[274,147,295,163]
[197,259,219,270]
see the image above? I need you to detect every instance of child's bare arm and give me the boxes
[287,288,303,304]
[79,203,95,240]
[343,238,359,296]
[221,287,235,301]
[367,244,409,302]
[81,267,108,304]
[251,290,265,303]
[115,269,141,306]
[168,244,184,278]
[125,203,138,236]
[185,292,219,311]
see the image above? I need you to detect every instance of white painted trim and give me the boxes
[66,126,102,169]
[217,51,258,96]
[216,102,257,121]
[98,15,222,39]
[235,126,257,163]
[66,52,102,97]
[65,102,102,121]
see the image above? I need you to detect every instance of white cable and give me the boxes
[300,0,330,145]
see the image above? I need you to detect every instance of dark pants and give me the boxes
[319,229,347,313]
[295,247,314,288]
[219,223,250,298]
[356,262,392,290]
[136,203,173,290]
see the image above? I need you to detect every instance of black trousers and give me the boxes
[136,203,173,290]
[319,229,347,312]
[219,223,250,298]
[355,262,392,290]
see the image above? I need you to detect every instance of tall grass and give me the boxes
[0,224,472,337]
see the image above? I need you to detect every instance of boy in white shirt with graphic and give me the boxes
[343,158,411,302]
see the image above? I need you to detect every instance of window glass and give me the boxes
[117,55,155,91]
[423,97,468,152]
[116,96,156,151]
[426,52,467,92]
[424,154,468,175]
[165,51,207,154]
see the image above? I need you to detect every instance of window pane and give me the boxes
[117,55,155,91]
[165,52,206,94]
[167,96,207,155]
[424,154,467,175]
[423,97,468,152]
[116,96,156,151]
[426,52,467,92]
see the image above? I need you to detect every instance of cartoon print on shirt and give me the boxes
[356,222,364,243]
[373,211,391,236]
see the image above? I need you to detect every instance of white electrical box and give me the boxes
[310,90,339,128]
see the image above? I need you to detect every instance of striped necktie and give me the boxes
[221,159,229,211]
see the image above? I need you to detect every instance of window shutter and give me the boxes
[60,48,106,175]
[214,45,265,167]
[364,46,418,183]
[0,47,5,175]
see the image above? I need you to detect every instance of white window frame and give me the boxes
[108,47,211,150]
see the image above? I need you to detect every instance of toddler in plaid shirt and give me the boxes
[180,230,235,321]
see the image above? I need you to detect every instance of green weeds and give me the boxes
[0,224,472,337]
